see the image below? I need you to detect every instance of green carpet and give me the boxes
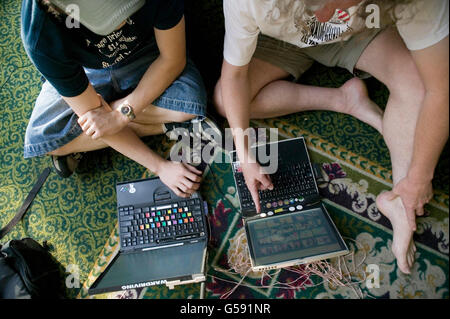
[77,129,448,299]
[1,0,448,299]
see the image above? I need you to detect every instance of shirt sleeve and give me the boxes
[21,0,89,97]
[154,0,184,30]
[25,47,89,97]
[223,0,260,66]
[397,0,449,51]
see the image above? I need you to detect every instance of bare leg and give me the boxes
[49,104,196,156]
[355,27,425,274]
[214,58,384,133]
[376,193,417,273]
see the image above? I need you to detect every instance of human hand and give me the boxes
[241,161,273,213]
[157,160,202,198]
[386,175,433,231]
[78,95,129,139]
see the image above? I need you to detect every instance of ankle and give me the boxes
[333,86,349,113]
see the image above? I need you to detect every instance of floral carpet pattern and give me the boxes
[78,130,448,299]
[1,0,448,299]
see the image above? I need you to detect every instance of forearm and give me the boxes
[63,84,165,173]
[408,92,449,182]
[124,54,186,113]
[100,128,165,173]
[221,61,252,162]
[408,38,449,183]
[123,17,187,113]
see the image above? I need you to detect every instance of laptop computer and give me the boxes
[230,137,349,271]
[88,177,209,295]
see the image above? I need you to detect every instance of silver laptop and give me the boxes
[230,137,349,271]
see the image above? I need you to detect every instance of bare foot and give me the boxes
[376,191,416,274]
[339,77,384,134]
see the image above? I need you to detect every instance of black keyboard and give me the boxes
[118,198,206,251]
[235,161,319,214]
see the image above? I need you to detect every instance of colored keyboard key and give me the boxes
[119,199,205,250]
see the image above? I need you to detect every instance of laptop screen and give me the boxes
[246,207,347,267]
[89,241,206,294]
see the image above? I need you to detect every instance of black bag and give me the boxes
[0,168,66,299]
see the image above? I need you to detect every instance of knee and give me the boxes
[213,79,227,118]
[391,80,425,105]
[385,61,426,105]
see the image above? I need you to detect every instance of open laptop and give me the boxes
[89,177,209,295]
[230,137,349,271]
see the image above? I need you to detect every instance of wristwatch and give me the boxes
[119,102,136,121]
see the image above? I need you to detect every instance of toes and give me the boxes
[394,247,412,274]
[407,252,414,270]
[393,250,411,274]
[398,260,411,275]
[397,243,416,274]
[408,243,416,269]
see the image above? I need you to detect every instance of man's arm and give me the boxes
[220,60,273,213]
[220,61,252,158]
[392,36,449,229]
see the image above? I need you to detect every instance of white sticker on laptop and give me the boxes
[119,183,136,194]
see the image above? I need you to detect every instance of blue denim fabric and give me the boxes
[24,44,207,158]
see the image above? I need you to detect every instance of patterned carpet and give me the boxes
[1,0,448,299]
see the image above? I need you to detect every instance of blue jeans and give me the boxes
[24,44,207,158]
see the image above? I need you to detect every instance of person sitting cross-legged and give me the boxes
[213,0,447,274]
[22,0,220,198]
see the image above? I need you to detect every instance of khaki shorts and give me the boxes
[253,29,384,80]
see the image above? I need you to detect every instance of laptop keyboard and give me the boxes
[235,160,319,214]
[118,198,206,251]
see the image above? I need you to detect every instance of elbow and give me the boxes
[156,51,187,80]
[220,59,249,82]
[175,55,187,74]
[164,54,187,78]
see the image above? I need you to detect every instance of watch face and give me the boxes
[121,105,131,115]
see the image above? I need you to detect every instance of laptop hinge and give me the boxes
[165,274,206,290]
[312,163,324,181]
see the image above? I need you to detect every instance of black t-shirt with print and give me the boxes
[21,0,184,97]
